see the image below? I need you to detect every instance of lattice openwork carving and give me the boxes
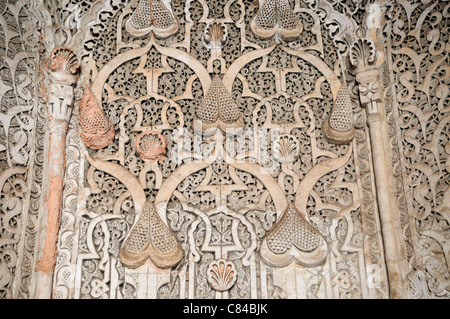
[45,0,380,300]
[0,0,438,301]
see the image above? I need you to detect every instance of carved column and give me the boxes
[350,38,405,298]
[33,47,80,299]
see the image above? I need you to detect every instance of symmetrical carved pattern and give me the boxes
[260,204,328,267]
[195,75,244,135]
[2,0,445,300]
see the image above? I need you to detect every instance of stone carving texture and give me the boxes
[0,1,39,299]
[384,0,450,298]
[0,0,446,300]
[46,0,381,300]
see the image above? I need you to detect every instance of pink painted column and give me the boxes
[33,47,80,299]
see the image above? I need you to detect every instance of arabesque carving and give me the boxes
[1,0,447,301]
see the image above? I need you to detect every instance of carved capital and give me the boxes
[349,38,383,110]
[48,83,75,123]
[357,79,382,108]
[46,47,80,124]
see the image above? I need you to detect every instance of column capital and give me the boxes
[46,47,80,124]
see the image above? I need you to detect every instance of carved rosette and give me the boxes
[251,0,303,41]
[194,76,244,136]
[119,201,183,269]
[207,259,237,292]
[260,204,328,267]
[136,130,167,162]
[323,83,355,144]
[126,0,179,38]
[78,87,115,149]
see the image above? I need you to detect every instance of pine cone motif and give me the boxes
[260,204,328,267]
[251,0,303,41]
[126,0,179,38]
[78,87,115,150]
[119,201,183,269]
[195,75,244,136]
[323,83,355,145]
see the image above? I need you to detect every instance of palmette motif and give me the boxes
[136,131,167,162]
[206,259,237,292]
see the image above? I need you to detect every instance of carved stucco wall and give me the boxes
[0,0,448,299]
